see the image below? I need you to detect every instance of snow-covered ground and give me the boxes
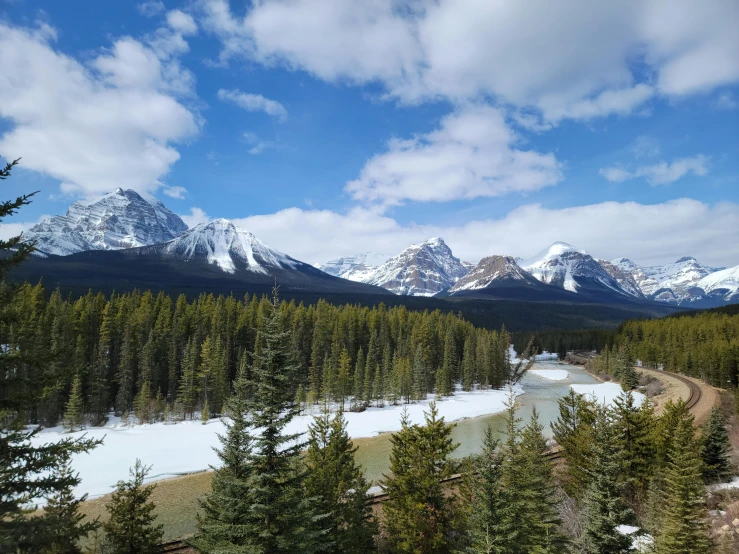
[530,369,569,381]
[32,385,522,500]
[570,383,645,407]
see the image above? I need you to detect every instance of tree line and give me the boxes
[609,310,739,388]
[1,281,521,430]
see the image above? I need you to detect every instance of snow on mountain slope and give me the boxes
[365,238,469,296]
[24,188,187,256]
[607,256,724,304]
[521,242,628,296]
[159,218,299,274]
[697,264,739,302]
[318,252,390,282]
[449,256,531,292]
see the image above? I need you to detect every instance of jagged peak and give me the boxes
[675,256,697,264]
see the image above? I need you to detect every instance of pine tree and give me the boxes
[194,292,328,553]
[381,403,463,554]
[192,360,255,551]
[462,336,475,392]
[652,418,711,554]
[39,460,99,554]
[305,411,376,553]
[465,427,511,554]
[578,405,634,554]
[63,374,85,432]
[412,344,427,401]
[102,460,163,554]
[700,407,732,484]
[551,388,595,495]
[0,158,102,553]
[613,392,657,505]
[352,347,365,410]
[133,379,153,425]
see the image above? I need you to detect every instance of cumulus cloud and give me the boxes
[345,105,561,205]
[217,88,287,121]
[234,199,739,268]
[198,0,739,122]
[166,10,198,36]
[600,155,710,185]
[242,132,276,155]
[180,207,211,228]
[0,22,200,198]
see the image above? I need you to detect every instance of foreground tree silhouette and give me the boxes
[102,460,163,554]
[0,157,101,552]
[193,291,328,553]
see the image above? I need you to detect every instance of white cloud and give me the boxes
[138,1,166,18]
[0,22,200,198]
[714,92,738,110]
[180,207,211,228]
[242,131,275,155]
[166,10,198,36]
[234,199,739,268]
[163,186,187,199]
[600,155,709,185]
[217,88,287,121]
[345,105,561,205]
[0,214,52,241]
[199,0,739,122]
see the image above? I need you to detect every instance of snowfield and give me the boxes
[570,383,645,407]
[530,369,569,381]
[32,385,522,500]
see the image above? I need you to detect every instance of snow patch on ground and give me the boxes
[708,476,739,492]
[32,386,521,500]
[617,525,653,552]
[530,369,569,381]
[570,383,645,407]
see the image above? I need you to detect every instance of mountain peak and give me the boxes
[24,188,187,257]
[165,219,294,274]
[675,256,697,264]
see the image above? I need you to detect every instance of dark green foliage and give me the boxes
[701,407,732,484]
[551,389,596,495]
[499,397,565,553]
[578,405,634,554]
[39,460,100,554]
[465,428,510,553]
[652,418,712,554]
[305,410,376,553]
[63,374,85,431]
[102,459,163,554]
[195,295,328,553]
[1,159,101,553]
[613,392,657,505]
[381,403,463,554]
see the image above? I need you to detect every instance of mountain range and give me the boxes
[12,189,739,310]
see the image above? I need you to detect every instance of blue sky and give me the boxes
[1,0,738,267]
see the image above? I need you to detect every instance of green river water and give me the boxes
[353,360,600,484]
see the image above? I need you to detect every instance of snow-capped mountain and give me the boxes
[521,242,629,297]
[697,265,739,303]
[318,252,390,282]
[24,188,187,256]
[152,218,299,274]
[449,256,532,292]
[364,238,469,296]
[603,256,725,304]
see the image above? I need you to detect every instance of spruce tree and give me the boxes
[305,411,376,553]
[381,403,463,554]
[700,407,732,484]
[102,460,163,554]
[578,405,634,554]
[63,374,85,432]
[195,292,327,553]
[613,392,656,505]
[39,460,99,554]
[465,427,511,554]
[551,389,596,495]
[652,418,711,554]
[192,360,255,551]
[0,158,101,553]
